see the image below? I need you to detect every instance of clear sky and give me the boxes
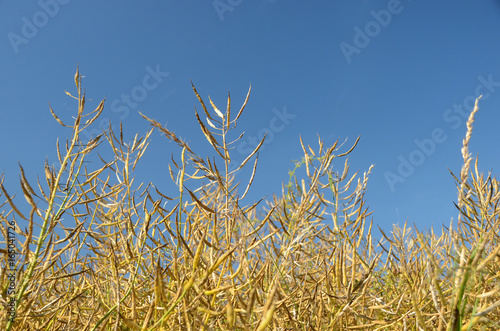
[1,1,499,240]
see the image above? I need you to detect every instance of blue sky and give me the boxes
[1,0,499,240]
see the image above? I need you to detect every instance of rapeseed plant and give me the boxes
[0,69,498,330]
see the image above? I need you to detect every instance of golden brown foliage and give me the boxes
[0,69,499,330]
